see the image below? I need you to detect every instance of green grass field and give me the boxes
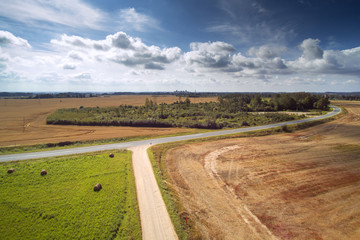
[0,150,141,240]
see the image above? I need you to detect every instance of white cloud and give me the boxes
[0,0,105,30]
[247,45,286,59]
[289,39,360,76]
[117,8,161,32]
[67,51,84,61]
[183,42,290,77]
[62,63,76,70]
[1,30,360,92]
[0,31,31,48]
[183,41,235,68]
[51,32,181,70]
[74,72,91,79]
[299,38,324,60]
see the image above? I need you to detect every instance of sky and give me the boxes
[0,0,359,92]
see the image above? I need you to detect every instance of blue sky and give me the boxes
[0,0,359,92]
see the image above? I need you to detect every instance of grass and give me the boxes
[333,144,360,154]
[0,150,141,240]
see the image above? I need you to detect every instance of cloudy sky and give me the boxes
[0,0,359,92]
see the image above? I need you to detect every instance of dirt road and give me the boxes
[130,145,178,240]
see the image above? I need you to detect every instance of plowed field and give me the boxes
[0,95,216,147]
[164,101,360,239]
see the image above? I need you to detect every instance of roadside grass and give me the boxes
[147,106,344,239]
[0,128,208,155]
[0,150,141,240]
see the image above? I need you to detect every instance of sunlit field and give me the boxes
[0,150,141,239]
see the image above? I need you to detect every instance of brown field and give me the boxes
[164,101,360,239]
[0,95,216,147]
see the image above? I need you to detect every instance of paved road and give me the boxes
[0,106,340,162]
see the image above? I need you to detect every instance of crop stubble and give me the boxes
[163,101,360,239]
[0,95,216,147]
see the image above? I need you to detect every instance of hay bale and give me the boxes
[7,168,15,174]
[41,169,47,176]
[94,183,102,191]
[109,153,114,158]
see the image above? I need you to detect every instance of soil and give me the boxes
[164,101,360,239]
[0,95,216,147]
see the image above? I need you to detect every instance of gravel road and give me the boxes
[130,145,178,240]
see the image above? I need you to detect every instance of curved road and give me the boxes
[0,106,341,240]
[0,106,341,162]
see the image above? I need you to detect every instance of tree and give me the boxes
[279,94,297,110]
[250,95,262,111]
[185,97,191,107]
[314,97,330,110]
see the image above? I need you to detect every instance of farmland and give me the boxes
[154,101,360,239]
[0,95,216,147]
[0,150,141,239]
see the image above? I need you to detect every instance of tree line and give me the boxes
[47,93,329,129]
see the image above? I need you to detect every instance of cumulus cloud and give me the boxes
[111,32,132,49]
[183,38,360,80]
[299,38,324,60]
[184,41,235,68]
[144,62,165,70]
[0,31,31,48]
[0,0,105,30]
[1,29,359,91]
[51,32,181,70]
[183,41,290,77]
[67,51,84,61]
[289,38,360,76]
[51,35,91,48]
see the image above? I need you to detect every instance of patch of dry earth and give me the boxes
[164,101,360,239]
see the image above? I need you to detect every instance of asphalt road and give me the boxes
[0,106,340,162]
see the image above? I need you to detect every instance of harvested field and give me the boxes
[0,95,216,147]
[163,101,360,239]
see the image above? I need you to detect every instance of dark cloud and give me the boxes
[144,62,165,70]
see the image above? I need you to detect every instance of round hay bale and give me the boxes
[94,183,102,191]
[109,153,114,158]
[7,168,15,174]
[40,169,47,176]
